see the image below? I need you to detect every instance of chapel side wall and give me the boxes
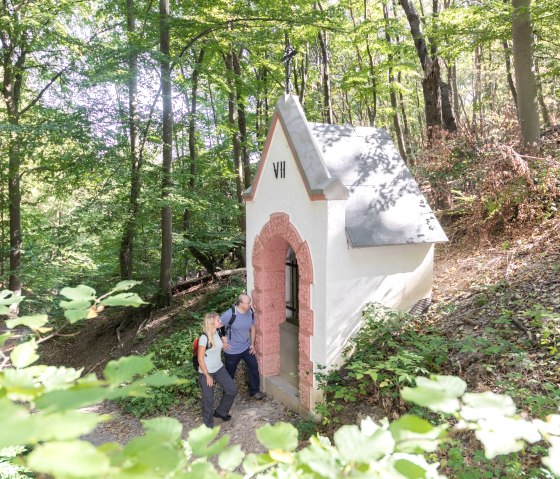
[323,200,434,367]
[245,124,329,374]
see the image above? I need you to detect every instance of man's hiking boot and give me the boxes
[213,411,232,421]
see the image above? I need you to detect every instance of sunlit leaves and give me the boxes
[0,290,24,315]
[59,284,96,301]
[389,415,447,453]
[218,444,245,471]
[401,375,467,413]
[5,315,49,331]
[100,292,146,307]
[27,440,110,478]
[256,422,298,452]
[10,340,39,369]
[188,424,229,457]
[103,355,154,385]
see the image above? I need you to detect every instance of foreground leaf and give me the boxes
[101,292,146,307]
[218,445,245,471]
[390,415,447,453]
[59,285,96,301]
[256,423,298,452]
[401,375,466,413]
[103,355,154,385]
[27,440,110,477]
[5,315,48,330]
[10,340,39,368]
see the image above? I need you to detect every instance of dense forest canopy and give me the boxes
[1,0,559,309]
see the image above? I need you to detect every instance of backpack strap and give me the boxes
[226,306,237,339]
[199,332,209,352]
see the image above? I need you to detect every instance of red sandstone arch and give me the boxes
[251,212,314,411]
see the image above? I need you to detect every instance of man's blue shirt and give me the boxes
[220,307,255,355]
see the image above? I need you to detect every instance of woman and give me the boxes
[198,312,237,428]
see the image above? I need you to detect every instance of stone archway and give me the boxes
[251,213,314,411]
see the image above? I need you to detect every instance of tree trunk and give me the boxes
[183,47,205,234]
[449,61,460,123]
[440,77,457,131]
[159,0,173,305]
[317,30,333,124]
[511,0,540,151]
[383,3,408,164]
[120,0,140,280]
[502,39,519,118]
[7,117,22,298]
[399,0,456,137]
[534,55,551,128]
[399,0,441,134]
[231,51,251,190]
[224,52,245,234]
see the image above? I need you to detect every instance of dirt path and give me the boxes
[82,392,298,452]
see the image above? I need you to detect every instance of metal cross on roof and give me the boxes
[281,41,297,94]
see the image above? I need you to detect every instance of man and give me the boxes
[220,293,264,400]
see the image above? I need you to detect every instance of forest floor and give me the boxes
[38,217,560,455]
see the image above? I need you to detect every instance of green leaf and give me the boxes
[64,308,90,323]
[218,445,245,471]
[0,290,24,315]
[35,386,108,411]
[5,315,48,330]
[142,417,182,442]
[32,411,108,441]
[188,424,229,457]
[121,435,184,473]
[242,453,276,476]
[103,355,154,384]
[390,415,447,453]
[101,293,146,307]
[113,280,142,292]
[0,332,10,347]
[59,284,96,301]
[10,340,39,368]
[334,424,394,462]
[27,440,110,477]
[297,441,338,479]
[461,392,516,420]
[256,423,298,451]
[401,375,467,413]
[139,371,179,387]
[0,367,40,401]
[0,398,36,448]
[59,299,92,310]
[393,458,428,478]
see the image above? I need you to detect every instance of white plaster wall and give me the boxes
[245,121,329,371]
[323,199,434,367]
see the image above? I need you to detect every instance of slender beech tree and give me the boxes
[120,0,141,280]
[1,1,71,308]
[511,0,540,151]
[159,0,173,305]
[383,2,408,164]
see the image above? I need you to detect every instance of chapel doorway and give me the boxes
[252,212,314,413]
[280,247,299,387]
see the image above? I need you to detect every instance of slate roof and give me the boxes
[308,123,448,247]
[247,95,448,247]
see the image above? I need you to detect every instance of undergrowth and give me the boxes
[117,277,245,417]
[316,297,560,478]
[415,128,560,238]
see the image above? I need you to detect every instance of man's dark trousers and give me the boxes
[224,348,260,396]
